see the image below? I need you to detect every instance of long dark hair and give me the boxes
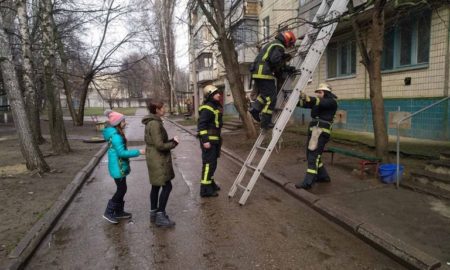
[116,123,127,144]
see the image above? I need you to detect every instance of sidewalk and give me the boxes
[169,116,449,269]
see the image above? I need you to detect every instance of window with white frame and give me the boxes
[382,10,431,71]
[197,53,213,69]
[327,39,356,78]
[262,16,270,40]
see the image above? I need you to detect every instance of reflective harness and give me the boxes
[252,43,285,80]
[199,105,221,141]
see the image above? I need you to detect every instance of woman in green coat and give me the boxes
[142,101,179,228]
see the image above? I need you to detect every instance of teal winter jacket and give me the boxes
[103,126,140,179]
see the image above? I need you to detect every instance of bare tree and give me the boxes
[41,0,71,153]
[0,11,50,172]
[192,0,258,138]
[16,0,45,144]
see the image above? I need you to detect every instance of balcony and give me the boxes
[197,69,214,83]
[236,44,258,64]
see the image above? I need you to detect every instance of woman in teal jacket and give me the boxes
[102,110,144,224]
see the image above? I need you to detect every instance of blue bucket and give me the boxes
[379,164,404,184]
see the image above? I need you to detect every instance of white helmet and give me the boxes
[315,83,332,93]
[203,85,219,98]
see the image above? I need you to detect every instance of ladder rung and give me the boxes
[245,163,257,171]
[256,145,267,151]
[237,184,247,190]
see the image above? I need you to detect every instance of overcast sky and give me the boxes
[174,0,190,69]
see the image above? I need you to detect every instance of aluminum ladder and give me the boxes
[228,0,350,205]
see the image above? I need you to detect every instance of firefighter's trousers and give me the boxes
[200,141,221,185]
[303,130,330,185]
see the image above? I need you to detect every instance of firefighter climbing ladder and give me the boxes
[228,0,350,205]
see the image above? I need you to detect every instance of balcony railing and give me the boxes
[236,44,258,64]
[197,69,214,83]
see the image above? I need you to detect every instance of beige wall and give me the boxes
[259,0,299,42]
[302,7,449,100]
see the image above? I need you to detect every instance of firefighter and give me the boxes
[295,83,338,190]
[198,85,223,197]
[249,30,297,129]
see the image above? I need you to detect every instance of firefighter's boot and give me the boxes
[211,179,221,191]
[200,184,218,197]
[260,113,274,130]
[317,166,331,183]
[295,174,315,190]
[249,107,261,122]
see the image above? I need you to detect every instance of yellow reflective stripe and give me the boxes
[316,155,321,170]
[265,110,273,114]
[208,136,220,140]
[199,105,220,128]
[315,98,320,106]
[262,97,271,113]
[307,169,317,174]
[201,164,211,184]
[199,130,208,135]
[262,43,285,61]
[318,162,323,168]
[252,74,275,80]
[257,96,264,103]
[322,128,331,134]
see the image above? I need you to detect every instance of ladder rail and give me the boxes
[236,0,350,205]
[228,132,266,197]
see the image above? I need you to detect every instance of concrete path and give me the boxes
[26,109,403,269]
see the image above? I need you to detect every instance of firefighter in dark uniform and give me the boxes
[198,85,223,197]
[295,83,338,190]
[249,30,297,129]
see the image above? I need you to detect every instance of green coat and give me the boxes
[142,114,177,186]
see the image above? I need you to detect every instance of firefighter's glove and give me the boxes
[282,53,293,61]
[285,66,297,74]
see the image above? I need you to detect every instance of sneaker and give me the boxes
[103,213,119,224]
[115,210,132,219]
[155,211,175,228]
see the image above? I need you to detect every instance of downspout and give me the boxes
[443,7,450,139]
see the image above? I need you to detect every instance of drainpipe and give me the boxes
[443,7,450,139]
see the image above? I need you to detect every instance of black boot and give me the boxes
[103,200,118,224]
[149,209,157,223]
[260,113,274,130]
[115,201,132,219]
[295,174,315,190]
[200,184,218,197]
[249,108,261,122]
[155,211,175,228]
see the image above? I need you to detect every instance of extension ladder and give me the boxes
[228,0,350,205]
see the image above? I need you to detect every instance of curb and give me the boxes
[167,118,442,270]
[5,144,108,270]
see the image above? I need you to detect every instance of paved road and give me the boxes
[27,109,404,269]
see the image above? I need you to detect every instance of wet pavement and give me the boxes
[26,109,405,269]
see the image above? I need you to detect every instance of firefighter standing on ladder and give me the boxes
[295,83,338,190]
[249,30,297,129]
[198,85,223,197]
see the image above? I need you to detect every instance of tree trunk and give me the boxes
[16,0,45,144]
[75,78,92,126]
[41,0,70,154]
[0,12,50,172]
[54,21,78,125]
[351,0,389,161]
[368,1,389,161]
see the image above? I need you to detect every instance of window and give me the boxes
[327,40,356,78]
[197,53,212,69]
[262,16,270,40]
[382,10,431,71]
[232,19,258,45]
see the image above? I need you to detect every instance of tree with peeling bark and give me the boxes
[0,11,50,172]
[191,0,258,139]
[41,0,71,154]
[16,0,45,144]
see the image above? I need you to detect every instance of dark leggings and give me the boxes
[112,177,127,203]
[150,181,172,212]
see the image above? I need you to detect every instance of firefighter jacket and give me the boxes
[198,100,223,144]
[250,40,290,80]
[298,94,338,134]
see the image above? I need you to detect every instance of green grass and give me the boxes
[83,107,137,116]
